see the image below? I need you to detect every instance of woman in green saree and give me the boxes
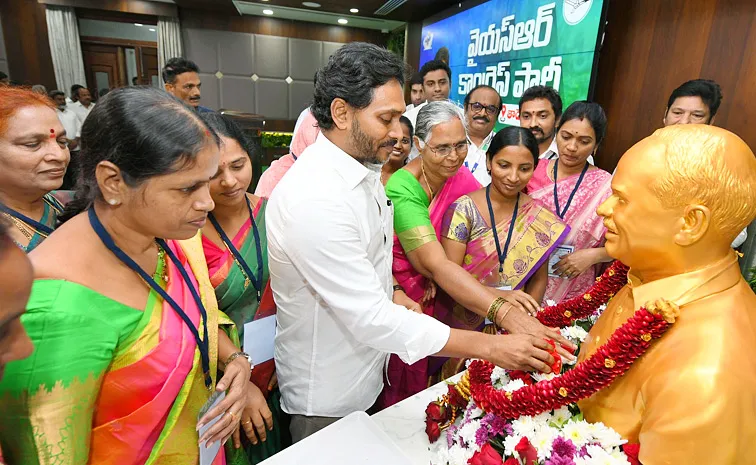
[0,86,73,253]
[0,88,254,465]
[200,113,290,463]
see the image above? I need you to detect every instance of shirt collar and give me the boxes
[628,252,742,311]
[539,137,558,159]
[315,132,370,191]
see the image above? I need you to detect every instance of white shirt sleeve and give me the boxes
[284,197,450,364]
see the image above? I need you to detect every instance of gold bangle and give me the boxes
[495,304,513,328]
[486,297,506,324]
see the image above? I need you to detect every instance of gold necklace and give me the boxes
[421,159,435,200]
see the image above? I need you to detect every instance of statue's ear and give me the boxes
[674,204,710,246]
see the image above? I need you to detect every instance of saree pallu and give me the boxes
[203,199,290,464]
[0,236,226,465]
[379,167,480,408]
[526,161,612,304]
[431,195,569,380]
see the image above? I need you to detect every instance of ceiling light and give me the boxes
[338,18,348,24]
[134,23,143,27]
[263,9,274,15]
[302,2,321,7]
[149,28,156,31]
[350,8,359,13]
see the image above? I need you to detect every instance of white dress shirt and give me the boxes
[539,137,595,165]
[70,101,95,124]
[266,133,451,417]
[56,108,81,152]
[464,131,494,186]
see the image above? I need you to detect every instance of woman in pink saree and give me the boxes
[526,101,614,304]
[379,102,573,408]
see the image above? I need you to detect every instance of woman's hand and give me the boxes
[553,248,599,279]
[422,280,437,305]
[498,306,577,361]
[492,289,541,316]
[232,382,274,448]
[393,289,423,313]
[198,357,251,448]
[485,333,555,373]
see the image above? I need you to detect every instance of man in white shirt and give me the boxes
[70,88,95,125]
[50,90,81,189]
[405,72,425,112]
[267,42,554,443]
[404,59,452,161]
[519,85,594,164]
[462,85,502,186]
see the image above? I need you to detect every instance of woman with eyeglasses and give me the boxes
[380,116,414,186]
[0,86,72,253]
[0,88,252,464]
[379,101,575,408]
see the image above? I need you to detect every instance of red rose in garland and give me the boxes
[447,384,468,409]
[467,443,504,465]
[425,418,441,443]
[514,437,538,465]
[623,443,641,465]
[425,401,449,423]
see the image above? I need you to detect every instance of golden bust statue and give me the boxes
[577,125,756,464]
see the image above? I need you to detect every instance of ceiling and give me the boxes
[173,0,464,23]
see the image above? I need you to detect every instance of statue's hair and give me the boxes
[649,125,756,238]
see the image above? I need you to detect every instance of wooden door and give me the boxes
[81,43,123,99]
[141,47,159,87]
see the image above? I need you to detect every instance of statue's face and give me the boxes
[597,138,684,274]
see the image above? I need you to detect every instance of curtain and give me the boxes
[157,16,183,86]
[45,6,87,94]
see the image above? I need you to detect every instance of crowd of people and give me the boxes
[0,41,751,465]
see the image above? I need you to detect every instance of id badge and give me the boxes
[198,391,226,465]
[548,245,575,278]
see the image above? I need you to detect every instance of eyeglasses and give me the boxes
[427,141,469,157]
[469,102,500,116]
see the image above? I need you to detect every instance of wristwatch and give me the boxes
[393,284,405,293]
[225,351,254,371]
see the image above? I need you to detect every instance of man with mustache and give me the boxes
[266,43,555,443]
[462,85,502,186]
[162,57,213,113]
[519,85,594,164]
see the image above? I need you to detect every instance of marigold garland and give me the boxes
[536,260,630,327]
[467,299,680,419]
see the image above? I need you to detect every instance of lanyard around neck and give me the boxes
[207,195,264,302]
[486,185,520,273]
[0,202,54,235]
[88,207,213,389]
[553,160,589,219]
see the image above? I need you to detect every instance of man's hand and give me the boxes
[393,289,423,313]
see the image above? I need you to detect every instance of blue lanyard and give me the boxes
[486,186,520,273]
[553,161,589,219]
[0,201,55,235]
[88,207,213,390]
[207,195,264,302]
[464,160,480,174]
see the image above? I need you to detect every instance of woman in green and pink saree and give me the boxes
[200,113,290,464]
[436,127,568,381]
[379,102,574,408]
[0,88,253,465]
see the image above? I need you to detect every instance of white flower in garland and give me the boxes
[463,401,483,422]
[530,424,559,461]
[458,419,483,450]
[532,371,559,382]
[502,378,526,393]
[588,422,627,449]
[575,444,630,465]
[551,406,573,426]
[511,415,538,438]
[503,433,523,456]
[561,420,594,447]
[560,325,589,343]
[490,366,510,389]
[446,444,476,465]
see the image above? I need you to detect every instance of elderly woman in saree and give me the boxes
[0,86,73,253]
[435,126,569,380]
[380,101,575,407]
[526,101,615,304]
[0,87,255,465]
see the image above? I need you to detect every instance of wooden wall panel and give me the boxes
[180,9,388,45]
[0,0,56,89]
[593,0,756,171]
